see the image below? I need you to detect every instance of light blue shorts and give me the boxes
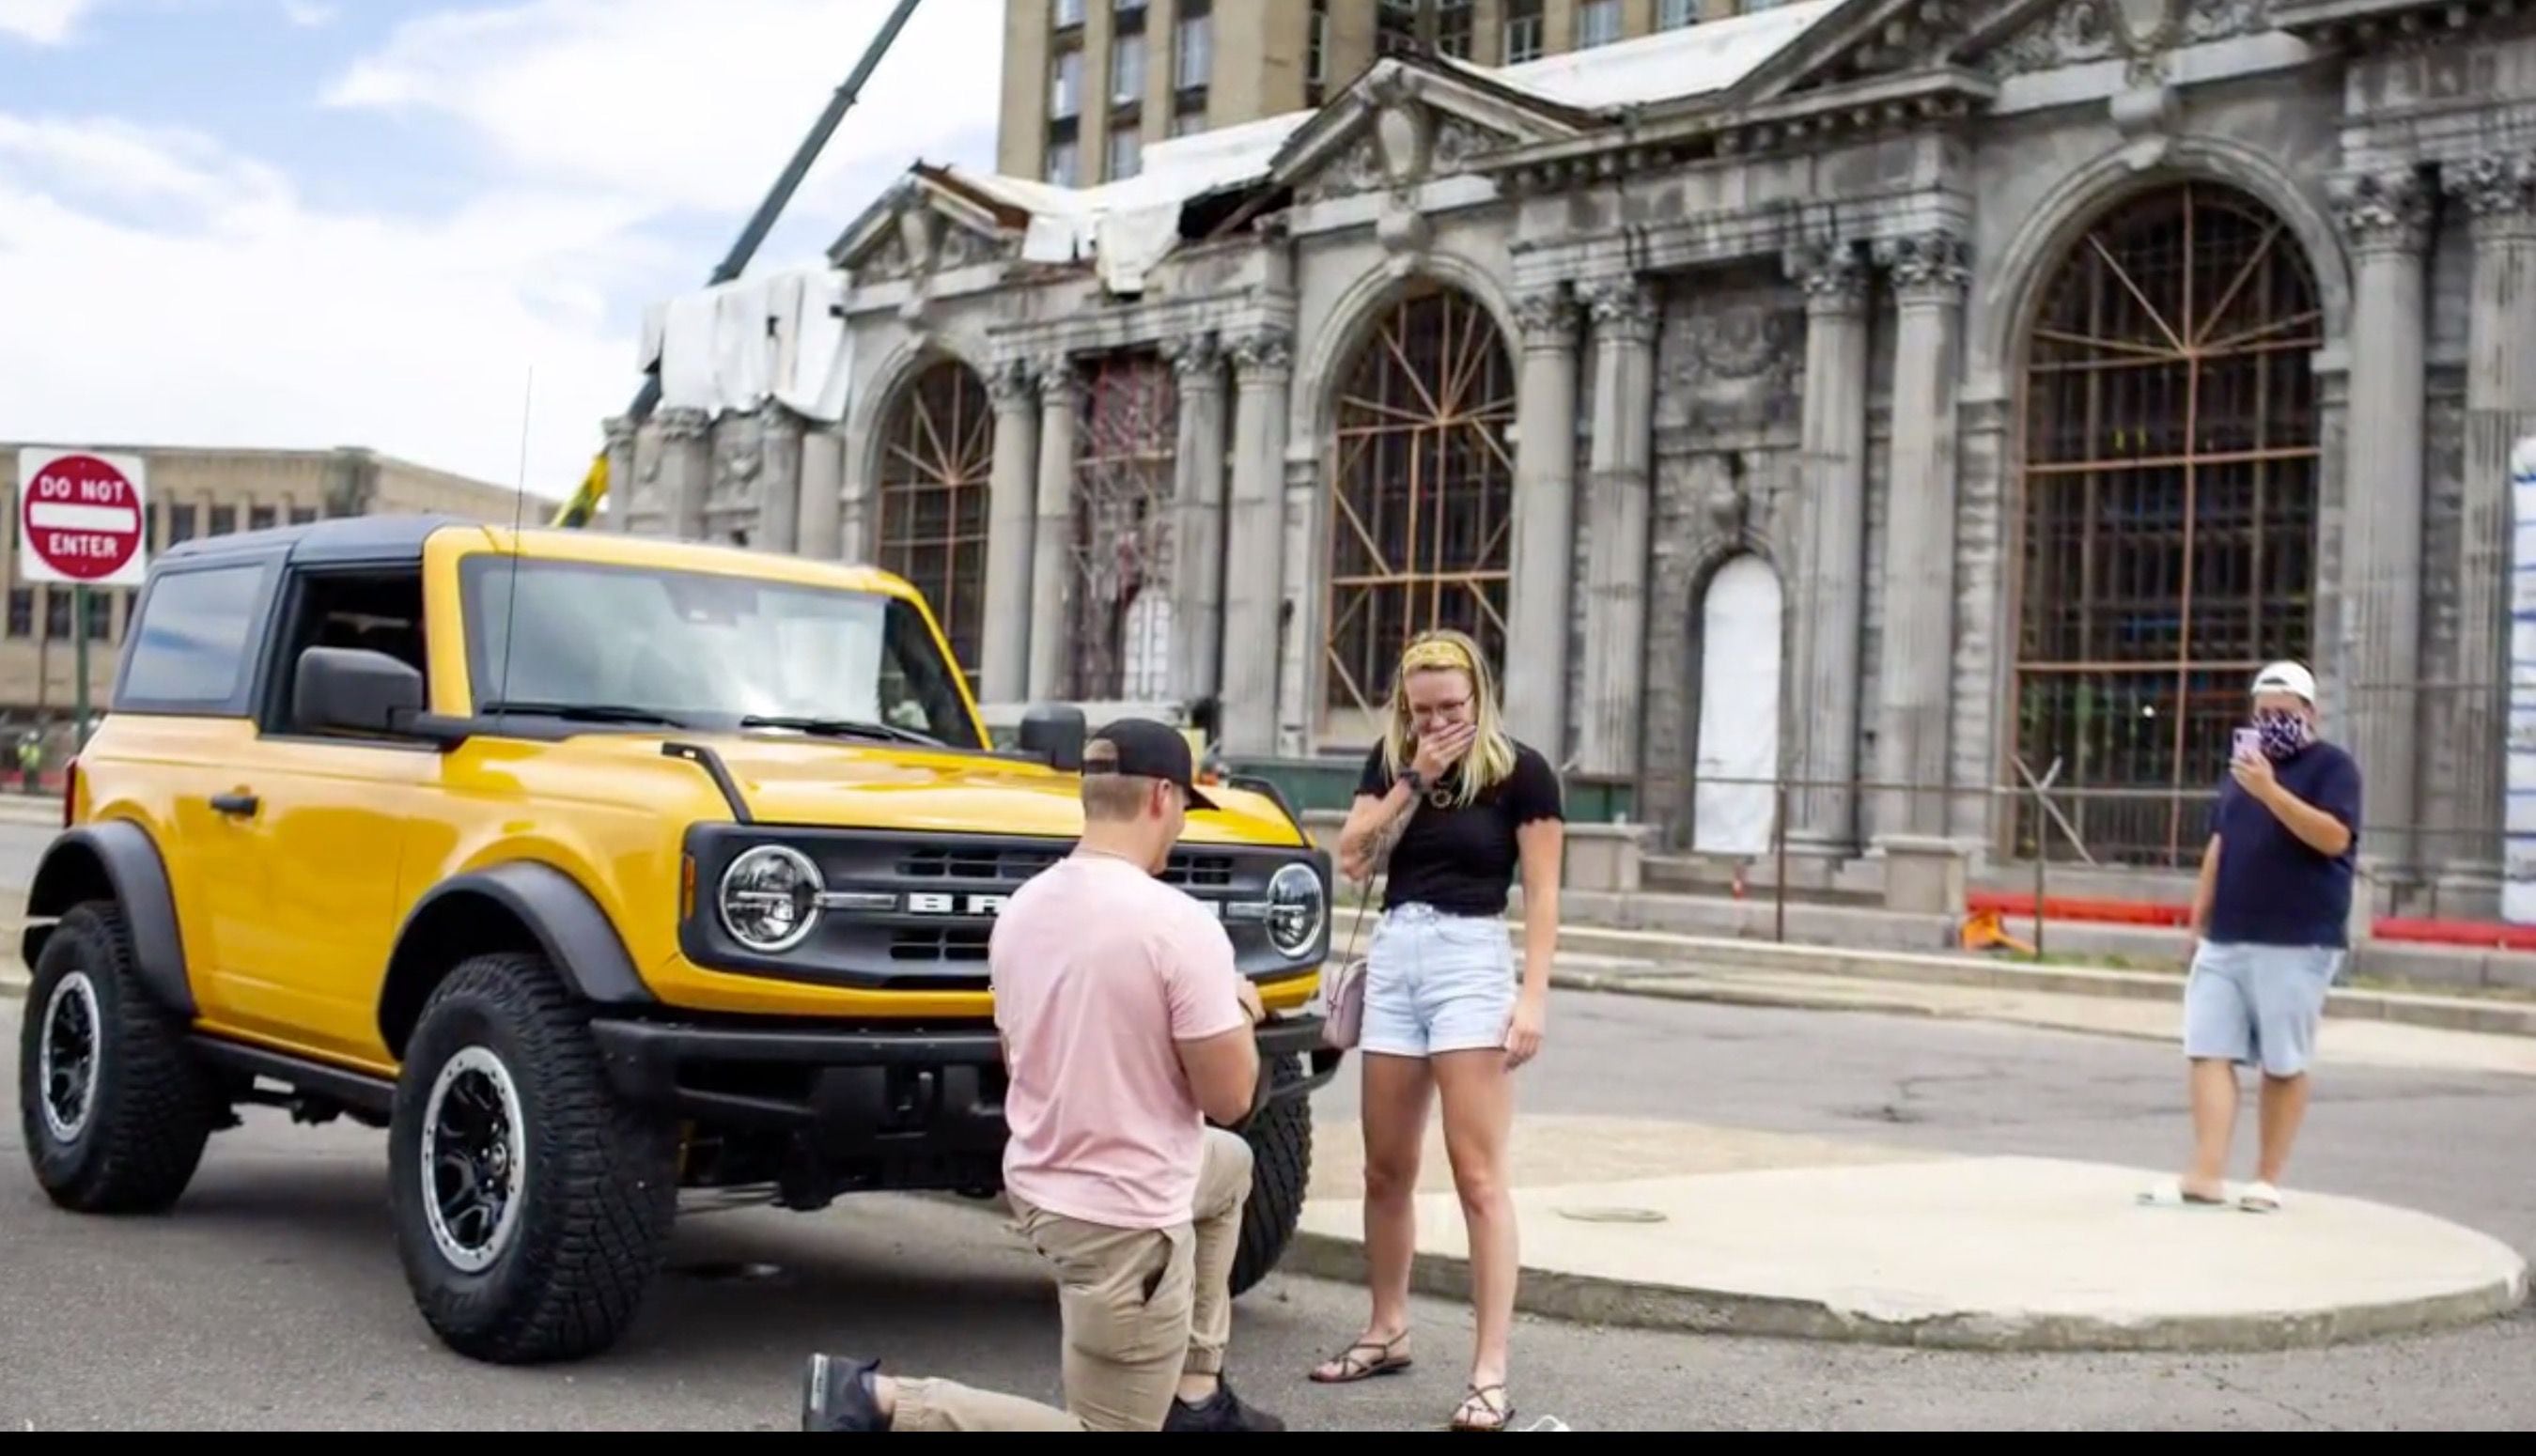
[1360,903,1517,1060]
[2183,939,2344,1078]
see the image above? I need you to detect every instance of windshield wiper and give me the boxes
[739,714,942,747]
[478,700,691,728]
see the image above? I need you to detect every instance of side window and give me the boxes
[879,597,975,746]
[268,566,428,736]
[119,565,267,711]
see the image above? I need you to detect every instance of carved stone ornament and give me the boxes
[1035,355,1081,402]
[1701,453,1756,541]
[1586,278,1658,343]
[2445,152,2536,222]
[1784,240,1869,310]
[1693,302,1798,382]
[986,357,1037,410]
[655,406,712,442]
[2329,167,2434,255]
[602,413,640,449]
[1983,0,2274,85]
[1514,288,1578,348]
[1374,100,1431,190]
[1299,136,1388,205]
[1876,229,1972,299]
[1164,332,1222,380]
[895,205,940,278]
[1230,328,1295,376]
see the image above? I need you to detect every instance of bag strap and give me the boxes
[1338,797,1415,963]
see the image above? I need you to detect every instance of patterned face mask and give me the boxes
[2254,709,2313,761]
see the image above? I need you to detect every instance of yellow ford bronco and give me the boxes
[18,516,1338,1365]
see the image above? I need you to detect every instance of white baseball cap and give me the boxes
[2250,660,2317,704]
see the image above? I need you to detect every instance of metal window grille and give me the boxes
[875,360,994,690]
[1070,353,1179,700]
[2013,181,2326,867]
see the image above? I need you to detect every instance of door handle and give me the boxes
[210,792,259,818]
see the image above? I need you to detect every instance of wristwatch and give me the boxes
[1402,767,1427,795]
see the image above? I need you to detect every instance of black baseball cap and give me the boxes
[1083,717,1220,812]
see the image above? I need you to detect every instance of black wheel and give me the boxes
[17,902,222,1214]
[1229,1055,1312,1297]
[387,952,677,1365]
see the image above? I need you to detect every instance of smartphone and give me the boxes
[2231,726,2261,763]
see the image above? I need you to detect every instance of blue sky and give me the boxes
[0,0,1004,498]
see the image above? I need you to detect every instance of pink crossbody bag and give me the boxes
[1321,809,1409,1051]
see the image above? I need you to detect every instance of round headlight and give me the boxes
[719,845,824,953]
[1265,862,1325,958]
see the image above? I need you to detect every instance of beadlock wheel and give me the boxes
[420,1045,529,1274]
[37,970,102,1145]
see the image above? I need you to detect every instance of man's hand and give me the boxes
[2229,750,2278,802]
[1235,979,1265,1027]
[1504,991,1546,1069]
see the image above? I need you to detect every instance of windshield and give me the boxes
[460,555,979,748]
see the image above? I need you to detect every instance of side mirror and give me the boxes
[295,646,424,736]
[1019,703,1086,772]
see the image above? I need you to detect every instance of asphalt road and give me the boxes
[7,976,2533,1430]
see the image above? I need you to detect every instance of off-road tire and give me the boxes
[18,901,221,1214]
[387,951,677,1365]
[1229,1054,1312,1297]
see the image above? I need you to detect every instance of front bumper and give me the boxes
[587,1010,1342,1154]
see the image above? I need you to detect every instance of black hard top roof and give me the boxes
[149,512,476,569]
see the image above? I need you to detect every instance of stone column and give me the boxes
[1577,277,1657,779]
[797,426,845,561]
[1167,333,1230,708]
[980,359,1041,703]
[1221,328,1294,756]
[1275,449,1320,758]
[1503,287,1581,758]
[755,407,805,554]
[1871,229,1969,840]
[600,414,639,533]
[836,424,876,563]
[653,407,712,541]
[1784,241,1872,853]
[1028,357,1081,702]
[2330,166,2434,877]
[2444,152,2536,887]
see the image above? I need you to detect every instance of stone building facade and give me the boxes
[613,0,2536,914]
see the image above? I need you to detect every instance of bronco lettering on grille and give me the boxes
[902,891,1230,919]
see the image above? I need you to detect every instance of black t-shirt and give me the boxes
[1357,738,1564,917]
[2206,739,2363,948]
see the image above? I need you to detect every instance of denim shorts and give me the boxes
[2183,939,2344,1078]
[1360,903,1517,1059]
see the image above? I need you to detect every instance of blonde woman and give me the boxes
[1310,629,1564,1432]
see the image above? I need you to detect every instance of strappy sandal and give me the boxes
[1450,1384,1513,1432]
[1309,1331,1413,1384]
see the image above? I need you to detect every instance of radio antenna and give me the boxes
[494,364,535,720]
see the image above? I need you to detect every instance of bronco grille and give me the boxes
[895,845,1237,891]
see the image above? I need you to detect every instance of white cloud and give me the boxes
[0,116,657,498]
[326,0,1003,228]
[0,0,99,44]
[281,0,335,27]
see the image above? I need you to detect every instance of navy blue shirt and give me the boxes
[2206,740,2363,948]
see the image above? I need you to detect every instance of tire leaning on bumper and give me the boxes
[387,950,678,1365]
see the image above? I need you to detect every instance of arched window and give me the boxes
[875,359,993,687]
[2013,181,2324,866]
[1070,352,1178,701]
[1322,283,1517,736]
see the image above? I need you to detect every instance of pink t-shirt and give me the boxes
[990,851,1249,1231]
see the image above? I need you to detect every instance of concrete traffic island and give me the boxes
[1286,1139,2529,1354]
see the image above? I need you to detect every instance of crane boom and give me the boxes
[552,0,927,528]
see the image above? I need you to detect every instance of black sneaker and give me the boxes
[801,1353,888,1433]
[1164,1378,1286,1432]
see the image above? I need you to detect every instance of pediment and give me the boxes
[828,167,1022,281]
[1266,57,1590,205]
[1737,0,2287,101]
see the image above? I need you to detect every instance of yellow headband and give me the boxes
[1400,638,1474,674]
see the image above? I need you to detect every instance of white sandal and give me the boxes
[2137,1176,2229,1209]
[2237,1181,2283,1213]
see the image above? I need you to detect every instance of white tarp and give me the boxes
[648,264,854,423]
[2504,436,2536,922]
[1458,0,1839,108]
[1692,554,1785,858]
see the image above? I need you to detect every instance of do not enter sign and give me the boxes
[17,448,148,588]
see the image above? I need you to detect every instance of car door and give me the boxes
[197,560,438,1071]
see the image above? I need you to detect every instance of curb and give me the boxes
[1279,1228,2530,1355]
[1534,924,2536,1040]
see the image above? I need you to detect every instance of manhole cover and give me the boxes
[1553,1206,1668,1225]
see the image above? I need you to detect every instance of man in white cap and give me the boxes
[2143,660,2360,1215]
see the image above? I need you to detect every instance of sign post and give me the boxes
[17,448,148,748]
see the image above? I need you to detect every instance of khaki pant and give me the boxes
[891,1127,1256,1432]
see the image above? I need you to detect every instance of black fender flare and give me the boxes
[379,860,653,1055]
[22,820,194,1018]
